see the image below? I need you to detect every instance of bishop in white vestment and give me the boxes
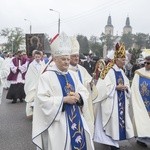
[93,43,134,150]
[69,36,96,136]
[32,32,94,150]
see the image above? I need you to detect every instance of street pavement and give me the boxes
[0,89,150,150]
[0,89,36,150]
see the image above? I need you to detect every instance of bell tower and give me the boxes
[123,16,132,34]
[105,15,114,36]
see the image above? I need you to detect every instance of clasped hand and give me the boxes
[116,84,128,91]
[63,92,80,104]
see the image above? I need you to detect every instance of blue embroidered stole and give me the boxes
[113,69,126,140]
[139,76,150,112]
[77,69,83,84]
[56,72,87,150]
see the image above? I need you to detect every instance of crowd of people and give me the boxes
[0,31,150,150]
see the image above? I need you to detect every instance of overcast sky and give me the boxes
[0,0,150,40]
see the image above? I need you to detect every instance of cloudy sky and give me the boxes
[0,0,150,40]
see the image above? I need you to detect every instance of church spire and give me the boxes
[125,16,130,27]
[105,15,114,35]
[107,15,112,26]
[123,16,132,34]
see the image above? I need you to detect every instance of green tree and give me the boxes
[129,48,142,64]
[120,33,134,49]
[134,33,149,49]
[100,33,114,50]
[77,35,89,54]
[0,27,25,53]
[89,36,103,57]
[145,35,150,48]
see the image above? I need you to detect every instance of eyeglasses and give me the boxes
[144,62,150,65]
[71,55,79,58]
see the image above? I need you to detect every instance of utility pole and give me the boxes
[49,9,60,34]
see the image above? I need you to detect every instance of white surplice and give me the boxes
[24,60,46,117]
[3,57,13,88]
[131,67,150,137]
[93,64,134,147]
[0,57,10,103]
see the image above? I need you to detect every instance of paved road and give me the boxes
[95,139,150,150]
[0,89,36,150]
[0,89,150,150]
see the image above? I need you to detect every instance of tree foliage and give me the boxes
[100,33,114,50]
[77,35,89,55]
[129,48,142,64]
[89,36,103,57]
[120,33,134,49]
[134,33,149,49]
[0,27,25,53]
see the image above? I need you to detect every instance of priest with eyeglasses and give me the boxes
[131,55,150,147]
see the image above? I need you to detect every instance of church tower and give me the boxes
[123,16,132,34]
[105,15,114,35]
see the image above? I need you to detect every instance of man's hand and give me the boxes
[116,84,128,91]
[63,92,80,104]
[89,80,95,91]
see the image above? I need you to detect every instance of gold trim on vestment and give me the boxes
[135,71,150,79]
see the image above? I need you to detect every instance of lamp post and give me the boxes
[49,9,60,34]
[24,19,32,34]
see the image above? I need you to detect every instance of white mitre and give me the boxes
[107,49,114,60]
[50,32,71,56]
[70,36,80,55]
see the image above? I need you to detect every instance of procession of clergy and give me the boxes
[0,32,150,150]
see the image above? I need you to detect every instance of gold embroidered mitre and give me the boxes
[100,43,126,79]
[114,43,126,59]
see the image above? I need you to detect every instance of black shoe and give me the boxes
[4,87,9,90]
[136,140,147,147]
[110,146,120,150]
[12,100,17,103]
[20,99,23,103]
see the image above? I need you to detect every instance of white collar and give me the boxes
[69,64,78,71]
[50,64,69,75]
[113,64,122,71]
[33,59,42,65]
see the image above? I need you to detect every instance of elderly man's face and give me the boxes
[70,54,79,66]
[115,57,126,68]
[54,55,70,72]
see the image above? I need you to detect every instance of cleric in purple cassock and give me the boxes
[6,50,28,103]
